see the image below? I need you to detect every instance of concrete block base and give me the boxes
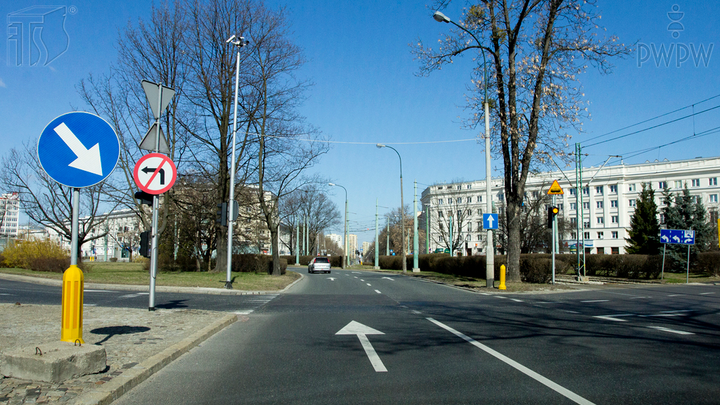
[0,341,107,383]
[578,276,590,282]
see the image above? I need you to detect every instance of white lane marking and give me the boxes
[327,277,336,281]
[660,310,692,314]
[511,299,524,303]
[84,289,113,293]
[496,296,508,299]
[428,318,595,405]
[84,303,97,307]
[367,283,372,287]
[629,296,651,299]
[667,294,681,297]
[336,321,387,372]
[581,300,609,303]
[360,279,365,282]
[700,292,715,295]
[536,301,557,304]
[411,310,422,315]
[374,289,382,294]
[118,293,149,299]
[560,310,579,314]
[648,326,694,335]
[382,277,394,281]
[0,293,11,296]
[235,310,254,315]
[479,293,491,296]
[594,314,634,322]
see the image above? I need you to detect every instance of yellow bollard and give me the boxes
[61,265,84,343]
[499,264,507,290]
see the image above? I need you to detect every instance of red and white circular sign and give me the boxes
[133,153,177,195]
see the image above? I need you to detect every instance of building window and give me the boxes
[570,203,577,210]
[570,188,576,195]
[477,222,482,230]
[611,200,618,208]
[711,194,719,203]
[457,210,462,218]
[595,186,603,194]
[583,187,590,195]
[609,185,618,193]
[438,199,443,205]
[570,217,577,225]
[437,186,443,190]
[584,221,591,228]
[611,215,619,224]
[692,179,700,187]
[478,209,483,215]
[467,197,472,204]
[583,232,590,240]
[467,223,472,232]
[477,234,482,241]
[477,195,483,202]
[629,199,636,207]
[674,180,682,188]
[597,232,604,239]
[467,184,472,189]
[457,185,462,190]
[628,184,636,192]
[658,181,667,189]
[711,178,718,186]
[438,211,443,218]
[457,198,462,204]
[612,231,619,239]
[439,223,444,231]
[571,232,577,239]
[596,201,604,209]
[611,247,620,254]
[558,203,564,211]
[583,202,590,209]
[597,217,604,224]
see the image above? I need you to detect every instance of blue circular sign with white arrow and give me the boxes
[37,112,120,188]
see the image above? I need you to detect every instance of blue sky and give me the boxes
[2,1,720,247]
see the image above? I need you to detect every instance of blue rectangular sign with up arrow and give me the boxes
[483,213,498,230]
[660,229,695,245]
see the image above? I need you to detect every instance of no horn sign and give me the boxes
[133,153,177,195]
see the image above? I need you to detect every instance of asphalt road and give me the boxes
[102,268,720,405]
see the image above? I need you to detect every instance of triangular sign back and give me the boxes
[142,80,175,120]
[547,180,564,195]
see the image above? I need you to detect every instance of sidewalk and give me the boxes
[0,271,300,405]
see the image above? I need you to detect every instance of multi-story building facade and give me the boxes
[0,193,20,237]
[421,156,720,255]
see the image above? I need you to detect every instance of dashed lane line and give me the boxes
[647,326,694,335]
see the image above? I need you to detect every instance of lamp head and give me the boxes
[376,144,385,149]
[328,183,336,186]
[226,35,250,47]
[433,11,451,23]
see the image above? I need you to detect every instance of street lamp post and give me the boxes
[376,144,407,273]
[225,35,249,289]
[433,11,494,288]
[329,183,348,269]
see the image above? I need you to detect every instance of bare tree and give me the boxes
[414,0,629,280]
[280,186,341,255]
[431,195,475,254]
[0,142,114,259]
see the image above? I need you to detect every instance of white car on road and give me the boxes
[308,257,331,274]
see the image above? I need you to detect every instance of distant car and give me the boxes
[308,257,331,274]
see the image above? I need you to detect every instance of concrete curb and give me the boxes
[73,313,238,405]
[0,271,303,295]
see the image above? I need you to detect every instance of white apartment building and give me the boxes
[1,193,20,237]
[421,156,720,255]
[327,233,342,248]
[348,234,358,257]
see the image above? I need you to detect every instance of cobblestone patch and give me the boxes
[1,304,229,404]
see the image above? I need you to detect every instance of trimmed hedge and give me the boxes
[281,255,342,267]
[231,254,287,275]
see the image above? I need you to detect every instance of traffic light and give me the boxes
[547,206,559,228]
[216,202,228,226]
[139,230,151,258]
[134,191,153,206]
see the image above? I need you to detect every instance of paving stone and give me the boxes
[1,304,228,404]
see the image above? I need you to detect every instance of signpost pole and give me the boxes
[686,245,690,284]
[552,194,557,285]
[148,84,163,311]
[661,243,666,281]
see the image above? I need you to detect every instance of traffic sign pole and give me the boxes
[552,195,556,284]
[148,83,164,311]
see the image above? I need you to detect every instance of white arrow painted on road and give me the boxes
[54,122,103,176]
[327,277,336,281]
[336,321,387,372]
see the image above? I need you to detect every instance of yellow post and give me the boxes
[61,265,84,343]
[499,264,507,290]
